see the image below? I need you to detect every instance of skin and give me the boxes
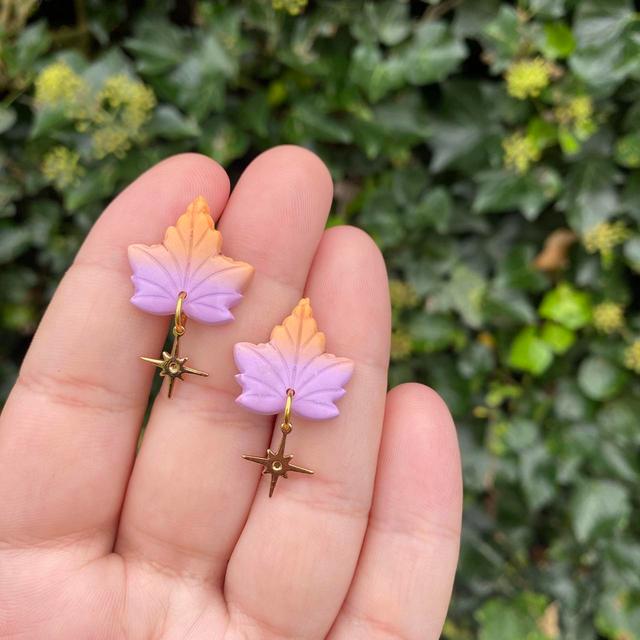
[0,146,462,640]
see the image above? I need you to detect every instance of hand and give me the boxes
[0,146,461,639]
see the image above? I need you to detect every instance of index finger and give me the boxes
[0,154,229,557]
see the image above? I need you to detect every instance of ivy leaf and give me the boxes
[409,313,466,352]
[570,37,640,93]
[481,6,521,70]
[351,1,411,46]
[623,237,640,271]
[486,287,537,324]
[615,132,640,168]
[505,418,538,452]
[30,106,69,139]
[520,443,556,511]
[508,327,554,376]
[473,168,561,220]
[371,94,430,141]
[125,19,185,74]
[541,22,576,59]
[349,44,405,102]
[571,479,631,543]
[288,101,353,144]
[596,590,640,640]
[559,160,619,232]
[541,322,575,354]
[528,0,567,18]
[476,592,553,640]
[0,226,32,263]
[147,105,201,140]
[435,264,488,329]
[402,22,467,86]
[577,356,628,400]
[199,121,249,165]
[83,49,133,89]
[570,0,640,95]
[572,0,633,48]
[453,0,502,38]
[13,20,51,74]
[412,187,452,233]
[63,164,117,212]
[429,81,502,173]
[539,283,592,330]
[0,106,16,134]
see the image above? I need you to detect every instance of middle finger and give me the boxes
[116,146,333,584]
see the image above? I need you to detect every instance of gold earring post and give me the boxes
[243,389,313,497]
[140,291,208,397]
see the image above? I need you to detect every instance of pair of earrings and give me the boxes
[128,196,354,496]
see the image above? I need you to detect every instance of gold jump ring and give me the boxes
[174,291,187,336]
[281,388,295,432]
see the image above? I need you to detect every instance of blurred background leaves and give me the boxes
[1,0,640,638]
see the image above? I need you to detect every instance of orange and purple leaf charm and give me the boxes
[128,196,253,324]
[234,298,354,420]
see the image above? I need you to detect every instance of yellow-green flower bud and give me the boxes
[272,0,308,15]
[41,146,83,189]
[390,330,413,360]
[505,58,551,100]
[34,61,88,109]
[623,340,640,374]
[97,74,156,130]
[503,132,541,174]
[592,302,624,334]
[389,280,418,310]
[90,74,155,159]
[583,221,630,265]
[555,96,596,141]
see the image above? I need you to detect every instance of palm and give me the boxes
[0,147,461,639]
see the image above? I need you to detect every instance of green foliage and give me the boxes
[570,479,631,544]
[508,326,554,376]
[539,282,592,330]
[1,1,640,637]
[476,592,555,640]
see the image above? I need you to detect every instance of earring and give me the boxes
[234,298,354,496]
[128,196,253,397]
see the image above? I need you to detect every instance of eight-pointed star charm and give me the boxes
[243,435,313,497]
[140,340,207,397]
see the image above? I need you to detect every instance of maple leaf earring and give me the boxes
[234,298,354,497]
[128,196,253,397]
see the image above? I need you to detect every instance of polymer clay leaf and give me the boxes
[234,298,354,420]
[128,196,253,324]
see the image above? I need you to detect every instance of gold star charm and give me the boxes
[243,432,313,497]
[141,338,207,398]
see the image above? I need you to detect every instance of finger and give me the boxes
[116,146,333,583]
[329,383,462,640]
[224,226,390,639]
[0,154,229,559]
